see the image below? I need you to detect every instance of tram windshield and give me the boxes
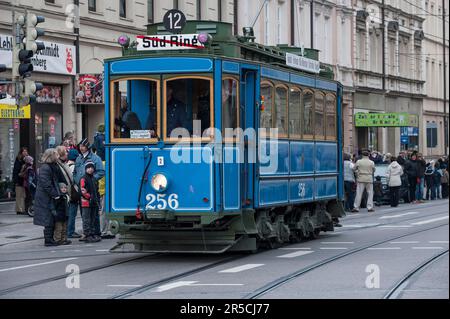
[112,78,158,140]
[164,77,213,139]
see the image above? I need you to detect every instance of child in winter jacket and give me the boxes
[80,161,101,243]
[53,182,71,245]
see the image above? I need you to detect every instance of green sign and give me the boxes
[354,113,418,127]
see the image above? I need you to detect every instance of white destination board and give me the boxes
[136,34,205,51]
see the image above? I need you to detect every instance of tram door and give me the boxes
[240,68,257,208]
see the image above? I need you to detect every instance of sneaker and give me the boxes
[68,232,82,239]
[101,234,116,239]
[368,208,375,212]
[79,235,87,242]
[351,208,359,213]
[60,240,72,245]
[333,223,343,227]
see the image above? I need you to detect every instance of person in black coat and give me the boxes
[13,147,29,215]
[33,148,65,246]
[404,153,419,203]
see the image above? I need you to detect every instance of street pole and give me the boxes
[443,0,448,156]
[310,0,314,49]
[381,0,385,91]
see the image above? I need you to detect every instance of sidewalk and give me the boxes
[0,201,83,246]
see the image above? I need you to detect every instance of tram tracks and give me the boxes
[244,223,449,299]
[383,249,449,299]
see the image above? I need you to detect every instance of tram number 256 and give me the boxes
[145,193,179,210]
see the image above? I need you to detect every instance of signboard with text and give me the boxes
[136,34,205,51]
[354,112,419,127]
[286,52,321,74]
[0,34,76,75]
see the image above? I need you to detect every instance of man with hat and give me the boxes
[352,150,376,212]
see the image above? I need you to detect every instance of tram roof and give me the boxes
[105,21,336,81]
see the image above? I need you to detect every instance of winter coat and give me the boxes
[13,158,25,186]
[416,159,427,177]
[441,170,449,184]
[404,159,419,178]
[80,173,100,208]
[93,132,105,161]
[33,163,63,227]
[433,168,443,185]
[353,156,375,183]
[343,160,355,182]
[73,151,105,185]
[386,161,404,187]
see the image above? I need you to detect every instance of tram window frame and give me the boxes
[314,91,326,140]
[288,86,302,139]
[222,76,240,142]
[110,76,160,144]
[260,80,274,138]
[302,89,314,139]
[325,93,337,141]
[163,75,214,143]
[274,84,289,138]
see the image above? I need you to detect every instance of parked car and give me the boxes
[361,164,410,207]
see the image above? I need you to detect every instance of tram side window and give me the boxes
[314,92,325,139]
[165,77,212,139]
[222,78,238,135]
[289,88,301,138]
[326,94,336,140]
[275,86,288,137]
[113,79,158,139]
[302,90,314,138]
[260,82,273,134]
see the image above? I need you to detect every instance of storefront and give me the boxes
[0,87,29,200]
[76,73,104,141]
[355,112,419,155]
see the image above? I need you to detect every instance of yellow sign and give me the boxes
[0,104,31,119]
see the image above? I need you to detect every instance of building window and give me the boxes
[148,0,154,23]
[196,0,201,20]
[88,0,96,12]
[120,0,127,18]
[45,0,55,3]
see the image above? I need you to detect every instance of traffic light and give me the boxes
[26,13,45,53]
[0,64,6,99]
[24,78,43,103]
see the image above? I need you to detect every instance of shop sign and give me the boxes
[75,74,104,104]
[0,34,76,75]
[0,103,31,119]
[355,112,419,127]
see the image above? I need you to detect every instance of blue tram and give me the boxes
[105,21,345,253]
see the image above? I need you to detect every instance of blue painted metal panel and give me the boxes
[290,141,315,174]
[214,59,222,212]
[315,79,338,91]
[289,178,314,203]
[290,74,315,88]
[261,67,290,82]
[315,142,338,173]
[222,61,240,74]
[259,140,289,175]
[259,180,289,206]
[315,177,337,199]
[110,147,214,213]
[110,57,213,74]
[104,62,110,214]
[337,85,344,200]
[130,80,151,129]
[223,147,240,210]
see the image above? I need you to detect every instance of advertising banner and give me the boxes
[75,74,104,104]
[355,112,419,127]
[0,34,76,75]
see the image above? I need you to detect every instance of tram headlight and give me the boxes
[151,173,168,192]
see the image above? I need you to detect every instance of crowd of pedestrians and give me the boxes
[14,124,112,247]
[344,149,449,213]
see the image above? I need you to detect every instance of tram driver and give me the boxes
[166,84,189,137]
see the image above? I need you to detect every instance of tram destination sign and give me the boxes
[136,34,205,51]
